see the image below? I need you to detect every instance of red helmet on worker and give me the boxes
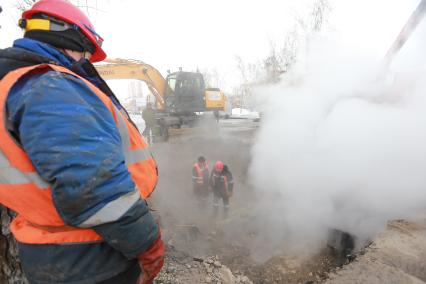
[215,161,224,171]
[21,0,106,62]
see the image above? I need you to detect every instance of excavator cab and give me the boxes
[165,72,206,113]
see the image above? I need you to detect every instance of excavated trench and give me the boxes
[151,119,353,283]
[152,119,426,283]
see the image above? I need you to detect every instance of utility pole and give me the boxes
[383,0,426,67]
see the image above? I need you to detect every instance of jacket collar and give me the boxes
[13,38,74,69]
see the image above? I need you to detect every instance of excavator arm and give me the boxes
[95,58,226,113]
[95,58,167,109]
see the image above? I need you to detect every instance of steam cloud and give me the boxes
[248,17,426,257]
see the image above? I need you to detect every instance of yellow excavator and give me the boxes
[95,59,225,133]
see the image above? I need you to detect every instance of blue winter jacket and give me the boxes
[4,38,158,284]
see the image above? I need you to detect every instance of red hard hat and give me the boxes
[215,161,224,171]
[22,0,106,62]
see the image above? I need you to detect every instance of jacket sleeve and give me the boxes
[7,71,158,258]
[209,171,214,187]
[227,172,234,192]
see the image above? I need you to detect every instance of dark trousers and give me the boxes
[213,191,230,217]
[98,262,140,284]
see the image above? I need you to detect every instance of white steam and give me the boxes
[248,8,426,257]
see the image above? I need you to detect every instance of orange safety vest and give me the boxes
[0,64,158,244]
[193,163,208,185]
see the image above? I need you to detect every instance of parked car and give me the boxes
[230,108,260,120]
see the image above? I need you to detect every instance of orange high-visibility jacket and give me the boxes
[193,162,209,185]
[0,64,158,244]
[193,163,203,184]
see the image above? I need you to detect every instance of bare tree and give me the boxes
[236,0,331,85]
[234,55,265,109]
[231,0,332,113]
[201,67,222,89]
[15,0,101,14]
[310,0,331,32]
[264,44,282,83]
[280,29,300,72]
[15,0,36,12]
[234,55,249,109]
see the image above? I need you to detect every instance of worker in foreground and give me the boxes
[142,102,156,144]
[210,161,234,217]
[192,156,210,207]
[0,0,164,283]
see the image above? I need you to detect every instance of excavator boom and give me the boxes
[95,58,225,113]
[95,59,166,108]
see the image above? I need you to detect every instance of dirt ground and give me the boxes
[150,118,344,284]
[325,219,426,284]
[150,117,426,284]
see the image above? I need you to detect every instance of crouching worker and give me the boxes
[210,161,234,217]
[0,0,164,283]
[192,156,210,208]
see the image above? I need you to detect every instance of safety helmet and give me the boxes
[215,161,224,171]
[21,0,106,62]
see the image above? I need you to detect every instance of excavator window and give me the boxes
[167,76,177,92]
[177,76,204,95]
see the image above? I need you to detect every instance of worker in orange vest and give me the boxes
[192,156,210,207]
[210,161,234,217]
[0,0,164,283]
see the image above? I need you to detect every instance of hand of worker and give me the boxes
[137,230,165,284]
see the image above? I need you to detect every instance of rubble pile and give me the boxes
[156,249,253,284]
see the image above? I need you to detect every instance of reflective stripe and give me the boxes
[193,164,206,185]
[114,107,131,153]
[0,167,30,184]
[113,107,152,165]
[0,152,9,167]
[0,167,50,189]
[0,151,49,189]
[26,172,49,189]
[79,189,140,227]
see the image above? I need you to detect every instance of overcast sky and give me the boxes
[1,0,424,93]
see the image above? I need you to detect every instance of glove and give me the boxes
[137,230,165,284]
